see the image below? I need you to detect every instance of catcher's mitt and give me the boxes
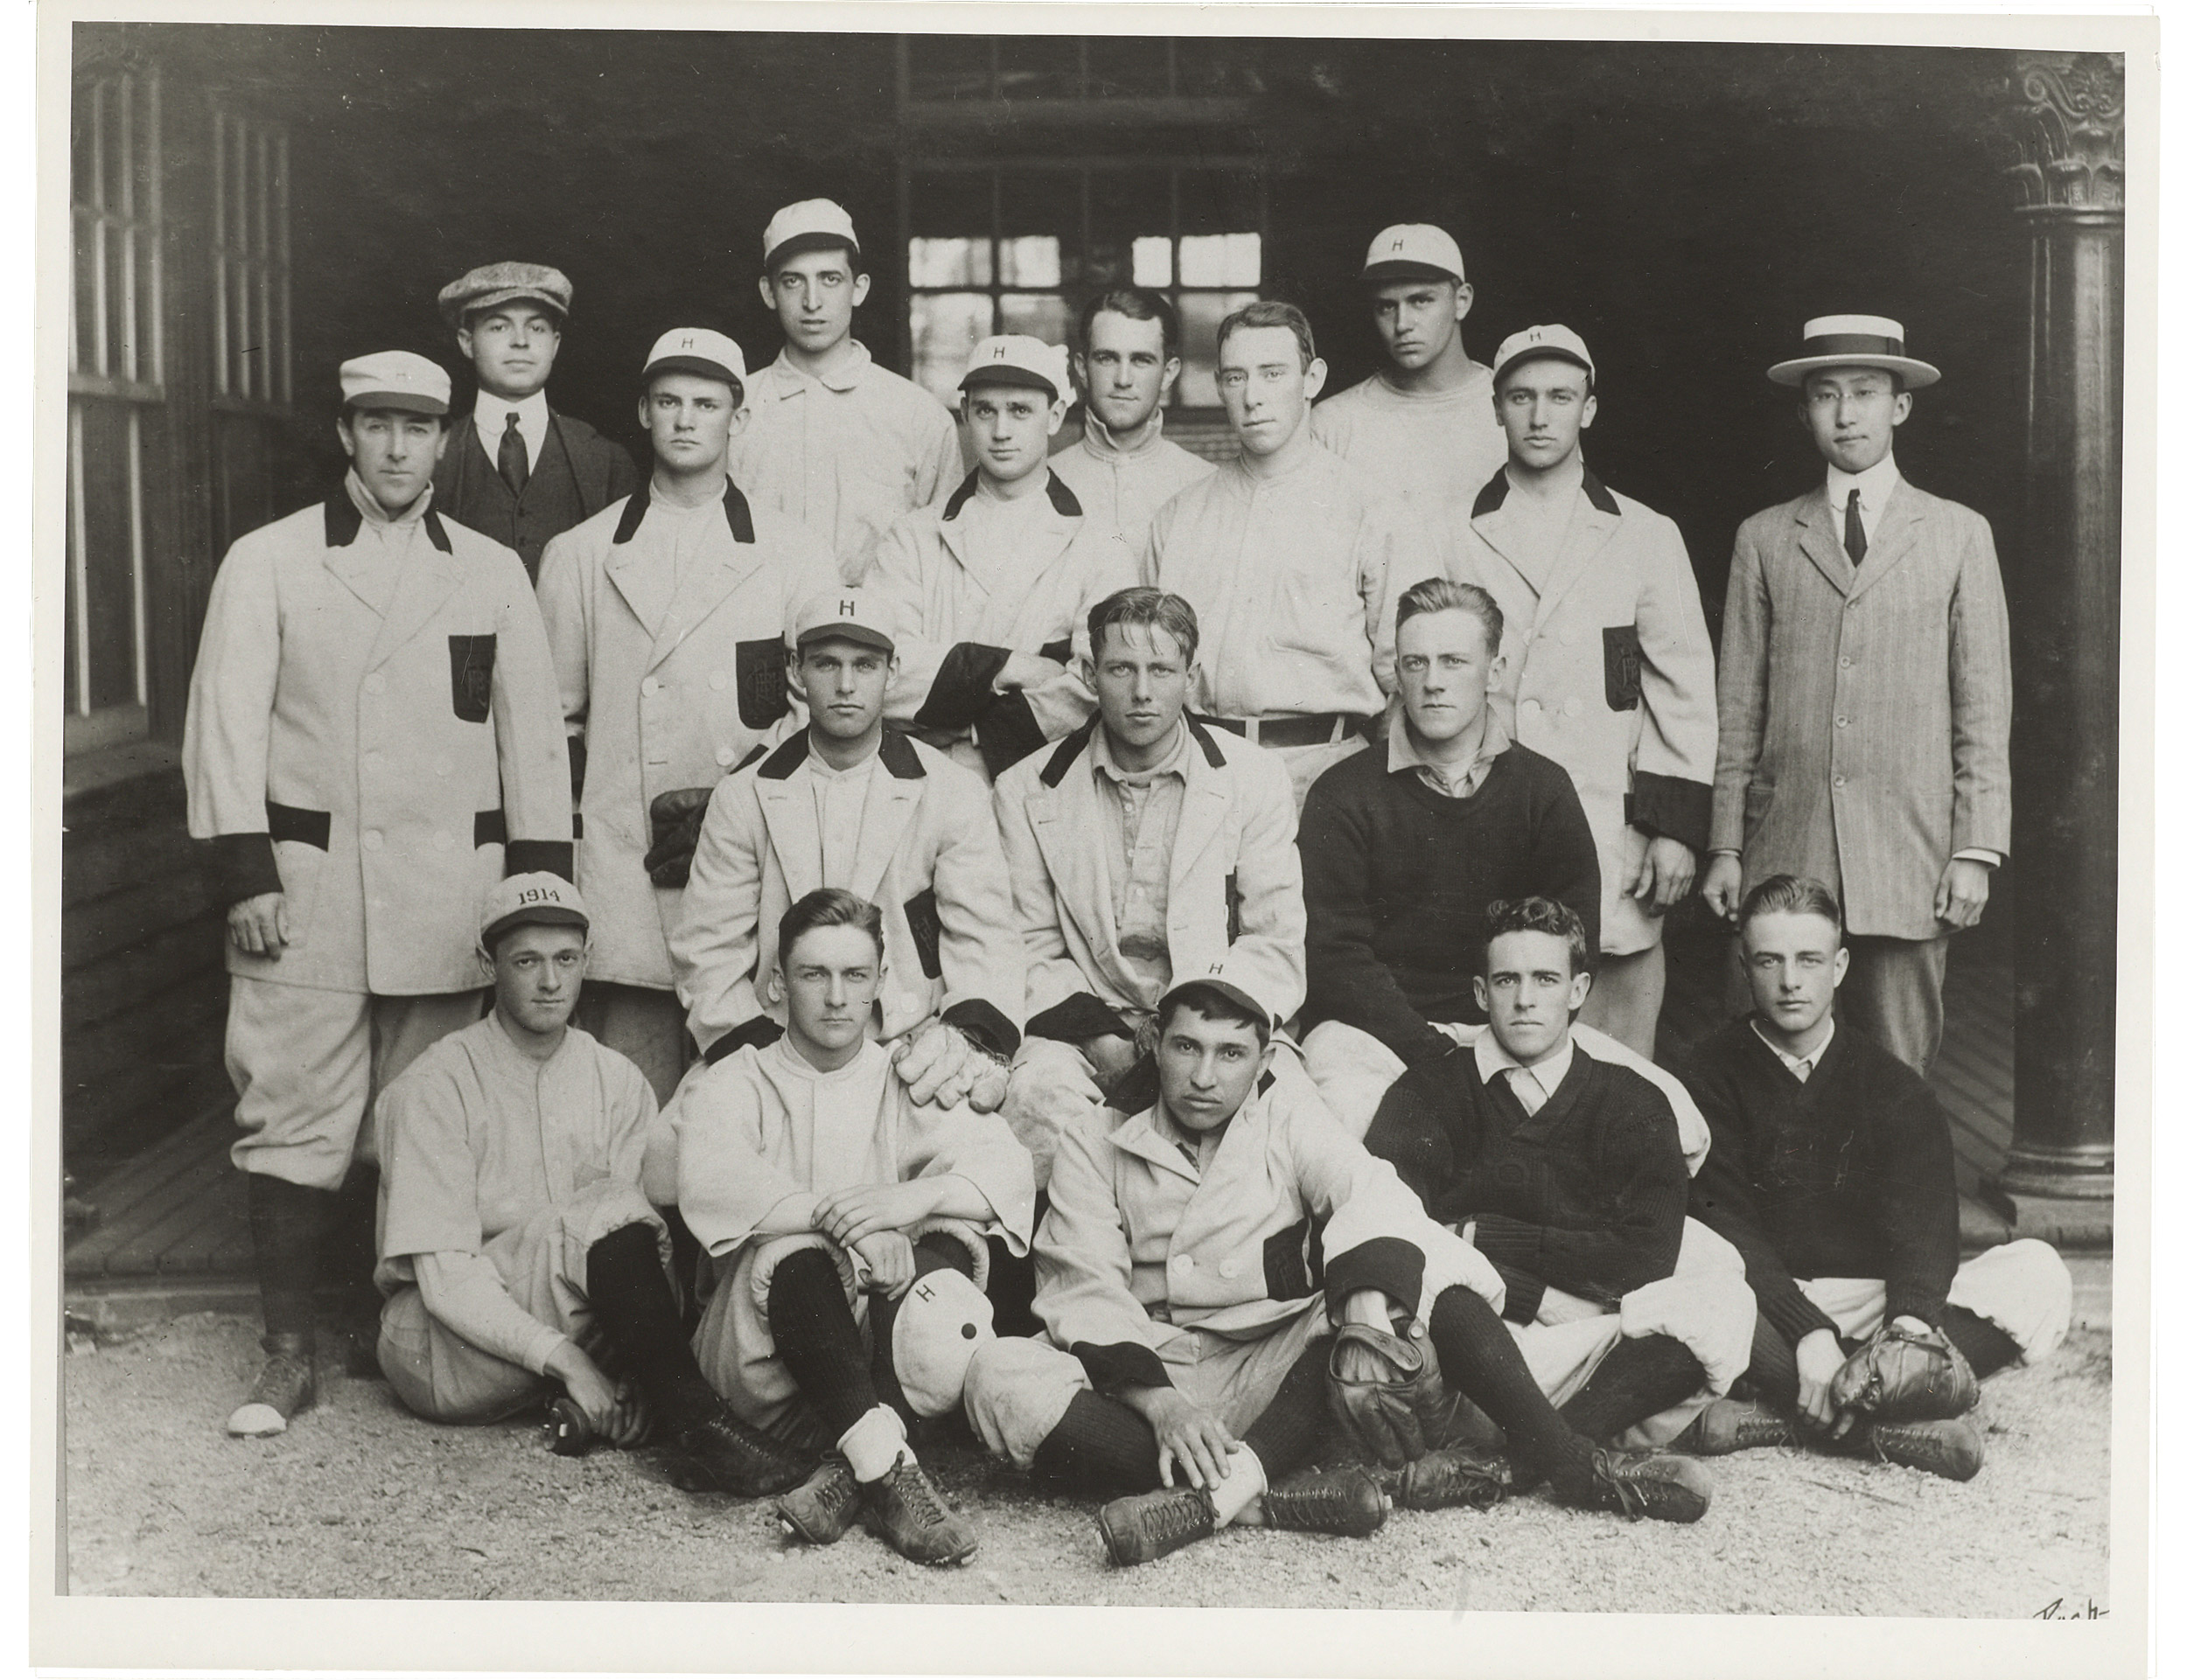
[1325,1321,1457,1469]
[643,787,716,887]
[1827,1323,1980,1422]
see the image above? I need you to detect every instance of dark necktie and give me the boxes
[1843,487,1867,566]
[498,411,530,498]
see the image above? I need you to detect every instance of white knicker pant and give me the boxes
[1799,1238,2073,1365]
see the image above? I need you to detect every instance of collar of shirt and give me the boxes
[807,748,883,787]
[1078,407,1169,464]
[1826,451,1901,520]
[484,1007,569,1075]
[344,468,432,530]
[771,1030,890,1084]
[472,389,550,465]
[1386,697,1509,797]
[768,338,874,395]
[1090,717,1191,786]
[1750,1015,1834,1080]
[1474,1030,1576,1105]
[1370,362,1495,408]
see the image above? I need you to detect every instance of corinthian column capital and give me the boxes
[2007,51,2125,215]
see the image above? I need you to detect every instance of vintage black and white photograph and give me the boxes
[38,2,2152,1667]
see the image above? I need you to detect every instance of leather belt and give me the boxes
[1203,713,1371,749]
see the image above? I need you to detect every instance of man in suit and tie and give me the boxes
[535,328,835,1101]
[1700,317,2011,1076]
[433,262,642,582]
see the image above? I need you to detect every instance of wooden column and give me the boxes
[1995,52,2123,1242]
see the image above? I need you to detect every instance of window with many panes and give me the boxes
[906,164,1264,408]
[66,67,162,752]
[212,108,291,406]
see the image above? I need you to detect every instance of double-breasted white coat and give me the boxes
[183,484,572,995]
[535,479,834,989]
[1457,468,1717,956]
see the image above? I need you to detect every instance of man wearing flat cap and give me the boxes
[1701,317,2010,1076]
[536,328,835,1102]
[1312,224,1506,559]
[433,261,642,582]
[864,333,1137,784]
[183,351,573,1438]
[731,199,964,586]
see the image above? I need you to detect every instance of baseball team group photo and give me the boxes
[49,17,2131,1628]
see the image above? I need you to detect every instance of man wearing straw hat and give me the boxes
[1700,316,2010,1076]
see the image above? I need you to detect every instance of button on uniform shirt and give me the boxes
[1049,410,1215,554]
[1752,1016,1834,1084]
[807,749,883,884]
[473,389,550,481]
[1145,444,1445,721]
[1310,366,1506,556]
[1088,721,1191,1004]
[730,340,965,584]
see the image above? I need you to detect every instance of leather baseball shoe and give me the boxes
[775,1457,864,1545]
[1097,1486,1216,1566]
[226,1334,316,1438]
[667,1403,813,1497]
[1673,1398,1798,1456]
[1853,1417,1984,1481]
[860,1453,979,1565]
[1396,1446,1514,1511]
[1261,1467,1391,1537]
[1571,1448,1713,1523]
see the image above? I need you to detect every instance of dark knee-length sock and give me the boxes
[1939,1304,2020,1378]
[1557,1335,1707,1445]
[1240,1335,1333,1481]
[1427,1286,1597,1501]
[766,1247,881,1437]
[248,1172,331,1343]
[583,1222,718,1430]
[1030,1391,1163,1498]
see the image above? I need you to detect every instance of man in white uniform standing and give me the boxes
[1050,289,1213,553]
[730,199,964,585]
[1310,224,1506,554]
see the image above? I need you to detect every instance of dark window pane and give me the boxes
[73,214,97,373]
[995,36,1080,100]
[907,35,993,101]
[1085,37,1170,97]
[74,401,141,711]
[911,169,993,244]
[998,170,1080,289]
[1087,167,1170,291]
[1177,167,1260,239]
[1173,39,1263,97]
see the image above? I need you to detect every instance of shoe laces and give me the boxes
[1590,1449,1651,1521]
[1141,1489,1213,1547]
[1271,1479,1348,1526]
[889,1458,950,1528]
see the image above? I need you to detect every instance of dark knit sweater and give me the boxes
[1299,738,1601,1070]
[1363,1045,1687,1323]
[1679,1017,1960,1342]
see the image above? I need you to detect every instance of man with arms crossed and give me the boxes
[1457,325,1716,1058]
[1673,875,2069,1479]
[184,351,572,1436]
[1145,302,1445,806]
[866,334,1137,782]
[431,262,640,582]
[1701,317,2010,1076]
[1050,289,1214,552]
[732,199,964,584]
[537,327,834,1101]
[1311,223,1506,549]
[374,875,809,1497]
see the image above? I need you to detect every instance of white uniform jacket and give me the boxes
[1711,482,2012,938]
[865,470,1138,781]
[994,715,1305,1042]
[1144,445,1446,722]
[672,726,1024,1063]
[1458,470,1717,955]
[183,486,571,995]
[730,343,965,586]
[536,478,833,990]
[1049,411,1214,554]
[1035,1076,1504,1394]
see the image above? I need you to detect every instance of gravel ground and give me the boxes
[61,1314,2111,1615]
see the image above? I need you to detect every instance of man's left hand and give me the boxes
[1628,836,1697,916]
[814,1181,942,1251]
[892,1019,1008,1111]
[1933,858,1992,930]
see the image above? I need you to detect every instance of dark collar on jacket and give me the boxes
[1036,713,1229,789]
[324,493,451,554]
[941,468,1084,522]
[758,725,928,783]
[1471,467,1620,520]
[611,476,756,545]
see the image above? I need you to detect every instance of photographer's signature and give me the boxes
[2034,1598,2107,1621]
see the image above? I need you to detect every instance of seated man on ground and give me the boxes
[1297,578,1707,1154]
[1673,875,2072,1480]
[961,972,1718,1569]
[374,874,807,1499]
[1362,896,1755,1487]
[672,889,1037,1565]
[994,586,1308,1182]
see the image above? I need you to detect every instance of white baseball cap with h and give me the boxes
[1492,324,1596,387]
[958,334,1073,407]
[792,588,898,655]
[763,199,861,270]
[641,328,748,391]
[1361,223,1466,284]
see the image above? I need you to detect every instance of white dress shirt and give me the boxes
[1473,1030,1577,1116]
[473,389,551,477]
[1750,1015,1834,1084]
[1823,450,1899,554]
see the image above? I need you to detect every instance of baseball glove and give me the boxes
[643,787,716,887]
[1827,1323,1980,1422]
[1325,1321,1456,1469]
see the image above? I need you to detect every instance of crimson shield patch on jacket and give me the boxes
[905,887,946,980]
[1602,624,1643,713]
[448,633,497,723]
[736,638,790,730]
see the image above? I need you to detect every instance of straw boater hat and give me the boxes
[1766,315,1940,389]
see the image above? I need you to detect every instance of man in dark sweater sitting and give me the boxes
[1363,896,1755,1495]
[1673,875,2072,1479]
[1298,577,1704,1147]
